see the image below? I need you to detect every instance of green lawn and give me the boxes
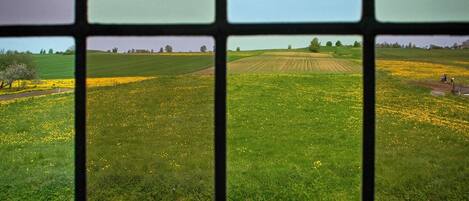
[87,54,213,77]
[31,53,215,79]
[0,93,74,200]
[375,71,469,201]
[228,73,362,200]
[32,55,75,79]
[87,76,214,200]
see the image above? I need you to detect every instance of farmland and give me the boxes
[1,47,468,200]
[228,52,360,73]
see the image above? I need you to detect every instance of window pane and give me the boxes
[228,0,361,23]
[376,36,469,200]
[376,0,469,22]
[0,37,75,200]
[89,0,214,24]
[227,36,363,199]
[86,37,214,200]
[0,0,74,25]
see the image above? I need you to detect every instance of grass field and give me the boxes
[87,76,214,200]
[0,93,74,200]
[375,48,469,201]
[1,47,468,200]
[224,50,363,200]
[228,73,362,200]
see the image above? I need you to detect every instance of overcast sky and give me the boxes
[0,0,74,25]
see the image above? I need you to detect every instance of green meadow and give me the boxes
[1,48,468,200]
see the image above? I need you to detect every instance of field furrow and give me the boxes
[223,51,361,74]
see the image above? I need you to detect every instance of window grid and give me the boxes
[0,0,468,200]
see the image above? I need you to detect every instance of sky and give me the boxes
[0,0,74,25]
[376,0,469,22]
[88,0,214,24]
[0,0,468,24]
[228,0,361,22]
[0,37,74,53]
[1,36,469,53]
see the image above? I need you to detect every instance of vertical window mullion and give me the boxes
[215,0,228,200]
[362,33,376,201]
[214,34,227,201]
[75,0,87,200]
[75,35,87,201]
[362,0,376,200]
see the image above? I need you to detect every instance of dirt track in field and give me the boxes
[195,52,361,75]
[0,88,73,101]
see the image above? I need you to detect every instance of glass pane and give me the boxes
[228,0,361,23]
[86,37,214,200]
[376,36,469,200]
[0,37,75,200]
[89,0,214,24]
[376,0,469,22]
[227,35,363,200]
[0,0,74,25]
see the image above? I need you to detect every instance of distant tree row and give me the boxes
[375,42,417,48]
[122,45,212,54]
[38,49,55,54]
[308,37,361,53]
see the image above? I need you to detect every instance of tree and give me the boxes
[0,53,37,89]
[452,43,459,49]
[64,45,75,55]
[112,47,118,53]
[159,47,164,53]
[326,41,333,47]
[288,45,292,49]
[236,47,240,52]
[335,40,342,47]
[48,49,54,54]
[0,63,36,89]
[151,49,154,53]
[165,45,173,53]
[353,41,361,47]
[429,44,443,49]
[200,45,207,52]
[0,53,36,71]
[309,37,321,52]
[392,42,401,48]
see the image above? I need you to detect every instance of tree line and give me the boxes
[308,38,361,53]
[106,45,211,54]
[376,41,469,49]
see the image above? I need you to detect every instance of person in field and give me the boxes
[440,74,447,83]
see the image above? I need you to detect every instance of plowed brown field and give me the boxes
[229,52,360,73]
[195,52,361,74]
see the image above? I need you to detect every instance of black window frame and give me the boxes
[0,0,468,200]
